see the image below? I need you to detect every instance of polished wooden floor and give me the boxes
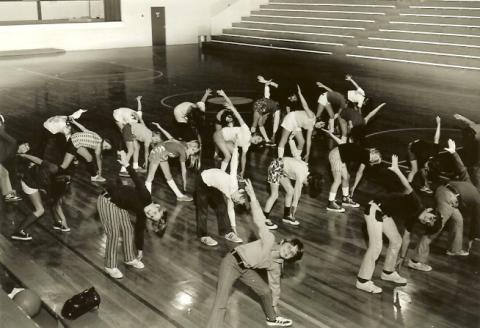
[0,45,479,328]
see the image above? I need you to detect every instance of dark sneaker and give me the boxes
[4,191,22,202]
[118,170,130,177]
[342,196,360,208]
[420,186,433,194]
[282,216,300,226]
[265,219,278,230]
[327,201,345,213]
[53,222,71,232]
[11,230,32,241]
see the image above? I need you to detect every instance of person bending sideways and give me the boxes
[251,75,281,146]
[195,143,244,246]
[453,113,480,189]
[315,81,347,131]
[0,116,22,202]
[409,140,480,272]
[173,88,210,142]
[207,180,303,328]
[263,157,310,228]
[97,151,167,279]
[11,149,71,240]
[323,129,381,212]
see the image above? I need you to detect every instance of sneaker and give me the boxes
[4,191,22,202]
[53,222,71,232]
[105,267,123,279]
[134,166,147,173]
[342,196,360,208]
[177,195,193,202]
[266,316,293,327]
[327,201,345,213]
[381,271,407,284]
[407,259,432,272]
[11,230,32,241]
[118,170,130,177]
[125,259,145,269]
[265,219,278,230]
[200,236,218,247]
[91,175,106,183]
[225,232,243,243]
[446,249,469,256]
[356,280,382,294]
[265,141,277,147]
[282,216,300,226]
[420,186,433,194]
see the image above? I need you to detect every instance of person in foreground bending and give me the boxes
[207,180,303,328]
[98,151,166,279]
[195,144,244,246]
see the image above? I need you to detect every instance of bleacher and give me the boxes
[208,0,480,70]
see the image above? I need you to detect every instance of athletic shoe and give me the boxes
[91,175,106,183]
[105,267,123,279]
[265,219,278,230]
[265,141,277,147]
[177,195,193,202]
[200,236,218,247]
[446,249,469,256]
[342,196,360,208]
[282,216,300,226]
[327,201,345,213]
[407,259,432,272]
[11,231,32,241]
[53,222,71,232]
[266,316,293,327]
[118,171,130,177]
[381,271,407,284]
[125,259,145,269]
[225,232,243,243]
[134,167,147,173]
[420,186,433,194]
[4,191,22,202]
[356,280,382,294]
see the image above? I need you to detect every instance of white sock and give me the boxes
[167,179,184,198]
[133,162,139,169]
[328,192,337,202]
[342,187,349,197]
[278,147,284,158]
[120,166,127,173]
[145,181,152,193]
[220,161,228,171]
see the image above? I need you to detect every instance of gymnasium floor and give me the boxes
[0,44,479,328]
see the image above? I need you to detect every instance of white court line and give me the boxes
[160,90,255,109]
[211,39,333,54]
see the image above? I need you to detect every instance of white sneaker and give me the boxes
[200,236,218,247]
[446,249,469,256]
[125,259,145,269]
[225,232,243,243]
[105,267,123,279]
[356,280,382,294]
[407,259,432,272]
[266,316,293,327]
[177,195,193,202]
[91,175,106,183]
[265,219,278,230]
[381,271,407,284]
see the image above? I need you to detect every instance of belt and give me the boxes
[231,250,247,270]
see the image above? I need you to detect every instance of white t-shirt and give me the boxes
[201,169,238,198]
[283,157,309,182]
[174,102,193,123]
[113,107,139,125]
[221,124,251,149]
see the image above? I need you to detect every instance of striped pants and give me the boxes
[97,194,136,268]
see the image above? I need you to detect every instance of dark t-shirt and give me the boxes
[122,124,135,142]
[381,191,424,232]
[410,139,441,165]
[340,106,365,127]
[338,144,370,165]
[327,91,346,111]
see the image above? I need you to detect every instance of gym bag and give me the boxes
[61,287,100,320]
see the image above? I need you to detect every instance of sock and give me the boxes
[220,160,228,171]
[277,147,284,158]
[283,206,291,218]
[357,277,369,284]
[120,166,128,173]
[342,187,349,197]
[383,270,393,275]
[86,161,97,177]
[145,181,152,193]
[167,179,184,198]
[263,210,271,219]
[133,162,140,169]
[328,192,337,202]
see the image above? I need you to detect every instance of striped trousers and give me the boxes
[97,194,136,268]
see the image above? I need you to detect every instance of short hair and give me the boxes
[284,238,304,262]
[425,216,443,236]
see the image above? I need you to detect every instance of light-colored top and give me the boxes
[130,122,153,143]
[221,124,251,150]
[43,115,68,135]
[174,102,194,123]
[113,107,138,125]
[292,111,315,130]
[71,131,102,150]
[283,157,309,182]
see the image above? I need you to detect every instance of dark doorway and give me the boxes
[151,7,166,46]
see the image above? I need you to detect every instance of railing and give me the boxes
[209,0,269,35]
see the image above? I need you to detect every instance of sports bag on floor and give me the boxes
[61,287,100,320]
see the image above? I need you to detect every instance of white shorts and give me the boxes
[317,92,329,106]
[21,180,38,195]
[281,112,300,132]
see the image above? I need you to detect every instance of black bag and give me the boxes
[61,287,100,320]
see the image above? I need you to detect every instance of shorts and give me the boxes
[65,139,77,155]
[267,159,287,184]
[253,98,279,115]
[281,112,300,132]
[328,147,344,175]
[21,180,38,195]
[317,92,329,106]
[149,145,169,163]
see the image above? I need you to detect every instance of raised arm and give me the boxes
[118,151,151,199]
[434,116,441,144]
[244,180,275,246]
[345,74,362,91]
[444,139,470,182]
[350,163,366,197]
[387,154,414,194]
[217,89,234,108]
[70,119,90,132]
[321,128,344,145]
[316,81,333,92]
[200,88,212,104]
[297,84,315,119]
[454,113,476,128]
[364,103,386,124]
[152,122,174,140]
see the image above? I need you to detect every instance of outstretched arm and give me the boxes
[444,139,470,182]
[70,119,90,132]
[364,103,386,124]
[297,84,315,119]
[321,128,344,145]
[434,116,441,144]
[345,74,362,91]
[17,153,42,165]
[200,88,212,104]
[387,154,414,194]
[316,81,333,92]
[152,123,174,140]
[350,163,366,197]
[217,89,234,108]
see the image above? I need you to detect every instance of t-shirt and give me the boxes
[381,191,425,232]
[71,131,102,150]
[283,157,309,182]
[327,91,347,111]
[21,160,58,191]
[149,140,187,163]
[410,139,441,165]
[340,106,365,127]
[338,144,370,165]
[113,107,138,125]
[294,111,315,130]
[130,122,153,143]
[201,168,237,198]
[122,124,135,142]
[174,102,194,123]
[222,124,251,149]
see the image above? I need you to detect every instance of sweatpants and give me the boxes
[97,194,136,268]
